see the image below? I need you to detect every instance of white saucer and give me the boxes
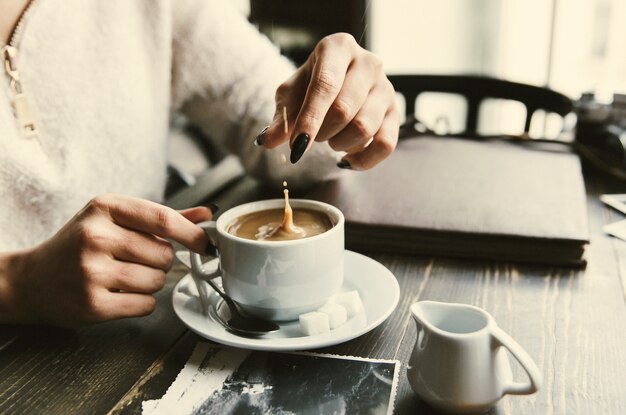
[172,250,400,351]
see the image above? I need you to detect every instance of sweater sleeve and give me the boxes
[170,0,341,189]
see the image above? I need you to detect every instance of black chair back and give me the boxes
[387,74,573,137]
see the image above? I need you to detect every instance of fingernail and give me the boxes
[205,241,219,257]
[254,126,269,146]
[290,133,310,164]
[337,160,352,169]
[207,203,220,214]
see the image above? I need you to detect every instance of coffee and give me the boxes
[227,208,333,241]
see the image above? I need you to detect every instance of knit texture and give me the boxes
[0,0,339,251]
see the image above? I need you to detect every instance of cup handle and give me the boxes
[189,221,220,315]
[491,325,542,396]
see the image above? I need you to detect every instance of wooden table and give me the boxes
[1,173,625,414]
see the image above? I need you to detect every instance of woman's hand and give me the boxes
[0,194,213,327]
[256,33,400,170]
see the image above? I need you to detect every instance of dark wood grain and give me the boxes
[2,174,626,415]
[390,175,626,415]
[0,266,189,415]
[109,330,199,415]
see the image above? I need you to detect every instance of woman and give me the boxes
[0,0,399,327]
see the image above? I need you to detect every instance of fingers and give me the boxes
[258,33,398,168]
[87,262,164,321]
[257,44,353,153]
[109,226,174,270]
[109,262,166,294]
[259,72,305,149]
[85,194,208,254]
[288,37,354,162]
[327,84,392,152]
[340,108,400,170]
[315,62,375,143]
[28,195,213,326]
[178,205,216,224]
[95,291,157,320]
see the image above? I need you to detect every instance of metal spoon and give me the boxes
[204,277,280,336]
[188,250,280,336]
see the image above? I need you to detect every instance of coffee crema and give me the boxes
[226,208,333,241]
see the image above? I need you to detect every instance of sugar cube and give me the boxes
[299,311,330,335]
[318,303,348,329]
[335,290,362,317]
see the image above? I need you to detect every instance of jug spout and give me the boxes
[410,300,450,325]
[409,301,427,325]
[409,301,433,341]
[410,301,492,336]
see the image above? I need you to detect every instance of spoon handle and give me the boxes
[202,274,240,314]
[189,247,244,318]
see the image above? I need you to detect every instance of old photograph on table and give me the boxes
[600,194,626,215]
[143,342,399,415]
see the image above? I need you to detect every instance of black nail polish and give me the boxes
[254,126,269,146]
[205,241,219,257]
[290,133,310,164]
[207,203,220,214]
[337,160,352,169]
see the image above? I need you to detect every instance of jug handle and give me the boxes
[491,326,542,395]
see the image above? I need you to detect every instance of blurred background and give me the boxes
[167,0,626,202]
[237,0,626,138]
[241,0,625,94]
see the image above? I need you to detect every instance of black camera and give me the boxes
[574,92,626,175]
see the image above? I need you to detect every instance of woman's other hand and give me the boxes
[0,194,213,327]
[256,33,400,170]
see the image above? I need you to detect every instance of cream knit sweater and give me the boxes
[0,0,338,251]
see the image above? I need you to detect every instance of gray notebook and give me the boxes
[307,136,589,266]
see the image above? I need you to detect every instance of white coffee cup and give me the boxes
[189,199,345,321]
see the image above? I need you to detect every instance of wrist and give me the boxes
[0,249,30,323]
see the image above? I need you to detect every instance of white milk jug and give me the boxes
[407,301,541,414]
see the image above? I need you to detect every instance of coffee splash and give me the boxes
[226,182,332,241]
[279,182,305,235]
[255,181,306,240]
